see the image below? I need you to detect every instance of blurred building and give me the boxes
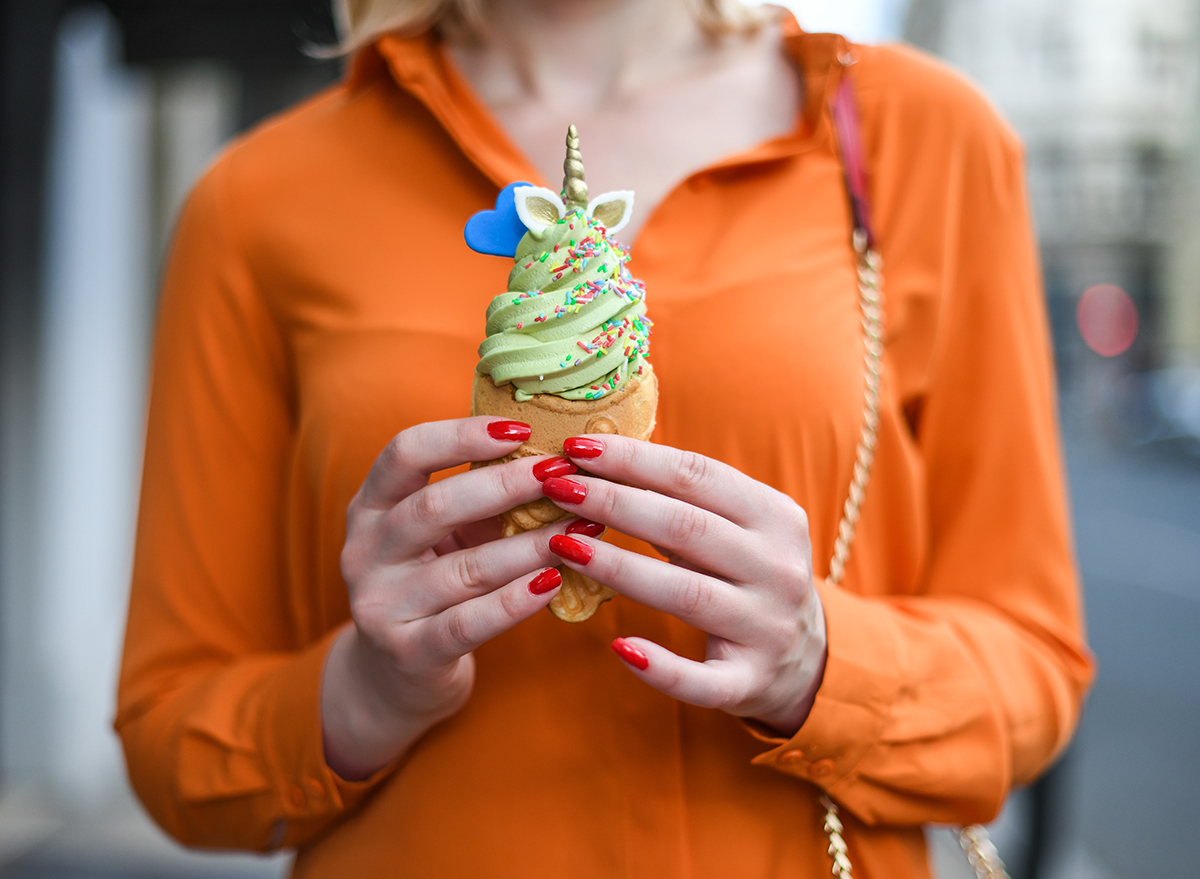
[906,0,1200,439]
[0,1,336,873]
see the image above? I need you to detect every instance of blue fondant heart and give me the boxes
[464,181,533,258]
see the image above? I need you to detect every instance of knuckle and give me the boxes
[493,459,527,499]
[339,526,378,588]
[497,583,524,621]
[345,588,374,627]
[411,484,449,524]
[610,436,638,469]
[339,543,364,587]
[663,504,707,546]
[671,451,712,495]
[344,492,364,526]
[450,550,489,591]
[661,661,685,693]
[708,678,738,711]
[780,559,812,593]
[455,418,478,451]
[592,482,622,522]
[785,501,810,535]
[443,608,477,655]
[382,430,414,473]
[674,571,712,617]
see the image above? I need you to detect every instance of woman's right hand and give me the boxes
[321,416,576,780]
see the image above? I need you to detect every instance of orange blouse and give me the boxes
[117,18,1093,879]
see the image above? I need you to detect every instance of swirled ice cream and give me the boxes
[477,212,651,401]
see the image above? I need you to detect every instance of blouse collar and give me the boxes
[348,10,852,190]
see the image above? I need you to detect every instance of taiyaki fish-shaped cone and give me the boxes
[470,367,657,622]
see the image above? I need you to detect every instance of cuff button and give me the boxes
[809,758,835,779]
[304,778,326,800]
[288,784,307,809]
[779,749,805,764]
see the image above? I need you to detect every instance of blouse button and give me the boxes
[779,749,804,764]
[303,777,326,800]
[809,759,836,779]
[288,784,307,809]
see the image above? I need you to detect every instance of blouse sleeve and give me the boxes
[750,68,1094,826]
[115,156,383,850]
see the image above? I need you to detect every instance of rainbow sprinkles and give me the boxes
[468,127,653,403]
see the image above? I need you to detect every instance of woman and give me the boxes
[116,0,1093,876]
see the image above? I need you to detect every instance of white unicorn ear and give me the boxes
[513,186,566,234]
[586,190,635,235]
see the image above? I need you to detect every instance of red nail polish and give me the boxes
[528,568,562,595]
[543,476,586,505]
[549,534,593,564]
[565,519,605,538]
[611,638,649,670]
[564,437,604,458]
[533,456,578,482]
[487,420,532,442]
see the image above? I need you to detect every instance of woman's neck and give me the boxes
[445,0,798,244]
[448,0,705,113]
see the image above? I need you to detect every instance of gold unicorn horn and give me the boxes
[563,125,589,213]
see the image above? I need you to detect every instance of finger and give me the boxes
[542,475,758,583]
[432,532,464,557]
[383,455,549,555]
[359,417,531,510]
[610,637,752,711]
[548,534,755,642]
[415,566,563,665]
[432,517,504,557]
[407,518,576,618]
[563,435,775,526]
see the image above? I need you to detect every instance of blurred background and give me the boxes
[0,0,1197,877]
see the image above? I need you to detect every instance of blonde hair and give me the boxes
[334,0,763,51]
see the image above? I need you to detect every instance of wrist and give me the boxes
[321,626,454,781]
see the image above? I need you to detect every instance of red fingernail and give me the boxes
[528,567,562,595]
[543,476,586,505]
[564,437,604,458]
[565,519,605,538]
[611,638,649,670]
[533,456,578,482]
[549,534,593,564]
[487,420,532,441]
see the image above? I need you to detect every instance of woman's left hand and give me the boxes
[541,435,828,736]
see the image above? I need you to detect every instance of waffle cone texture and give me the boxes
[470,366,658,622]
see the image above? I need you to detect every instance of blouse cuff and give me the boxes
[270,629,400,840]
[190,628,399,848]
[746,580,902,800]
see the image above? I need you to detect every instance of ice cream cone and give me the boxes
[471,366,657,622]
[465,124,655,622]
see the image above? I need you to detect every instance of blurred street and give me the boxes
[1061,428,1200,879]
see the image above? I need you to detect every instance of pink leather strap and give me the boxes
[830,73,875,250]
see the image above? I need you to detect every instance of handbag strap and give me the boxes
[823,65,1010,879]
[825,71,883,593]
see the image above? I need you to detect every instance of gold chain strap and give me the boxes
[958,825,1011,879]
[820,795,854,879]
[827,231,883,588]
[820,233,1009,879]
